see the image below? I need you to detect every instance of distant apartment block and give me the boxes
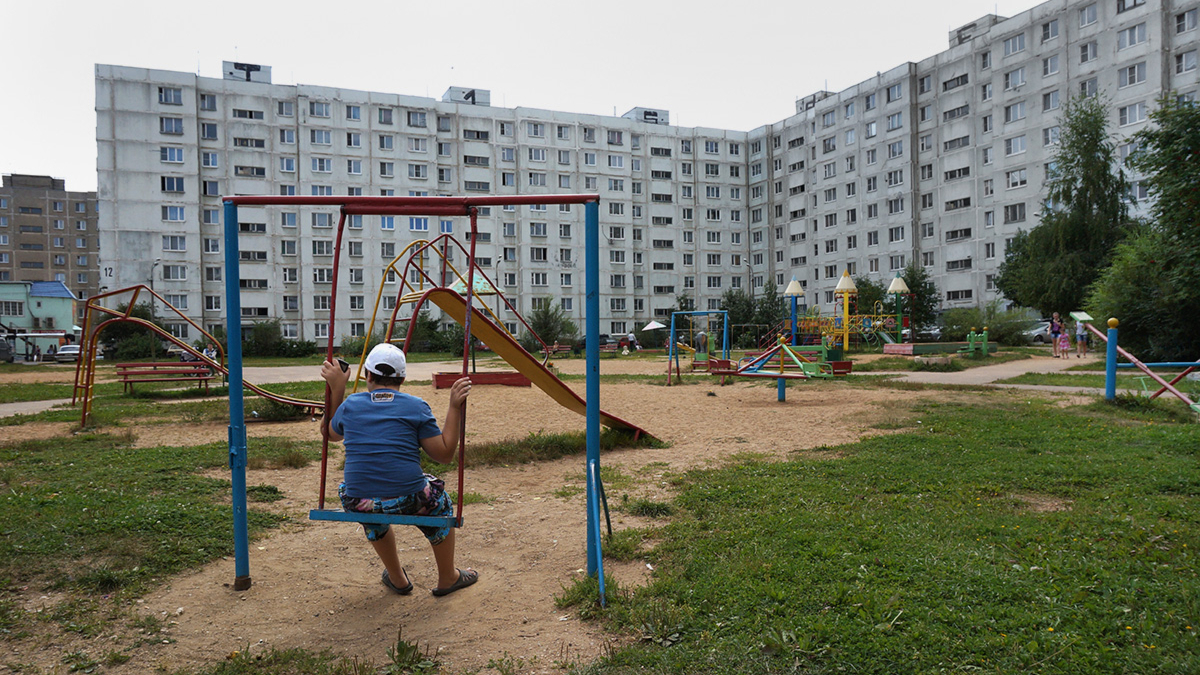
[96,0,1199,345]
[0,174,98,324]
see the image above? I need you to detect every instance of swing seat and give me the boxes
[308,509,460,528]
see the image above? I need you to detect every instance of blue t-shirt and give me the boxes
[331,389,442,499]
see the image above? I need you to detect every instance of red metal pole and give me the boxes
[456,208,479,526]
[318,211,348,511]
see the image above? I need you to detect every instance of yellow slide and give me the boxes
[423,288,651,439]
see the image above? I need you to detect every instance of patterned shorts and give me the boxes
[338,474,454,545]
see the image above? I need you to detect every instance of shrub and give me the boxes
[941,301,1038,345]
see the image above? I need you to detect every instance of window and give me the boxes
[888,225,905,242]
[945,197,972,211]
[887,112,903,131]
[159,116,183,135]
[1117,0,1144,12]
[162,235,186,251]
[1179,9,1199,33]
[1043,90,1060,112]
[888,140,903,158]
[1043,55,1060,77]
[1004,33,1026,56]
[886,82,903,102]
[162,265,186,280]
[1005,101,1026,123]
[982,115,994,133]
[161,176,185,193]
[1119,23,1147,50]
[981,52,992,70]
[1005,135,1026,156]
[1043,126,1061,145]
[1177,51,1198,74]
[1042,19,1059,42]
[981,83,993,102]
[409,217,429,232]
[1081,41,1098,63]
[1119,102,1147,126]
[1080,3,1097,26]
[161,206,185,222]
[1004,67,1025,90]
[1006,168,1028,188]
[158,86,182,105]
[1120,62,1147,88]
[1080,77,1099,97]
[865,93,877,110]
[1004,203,1026,223]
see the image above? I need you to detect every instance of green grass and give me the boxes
[437,429,663,468]
[572,398,1200,674]
[998,371,1200,396]
[851,350,1032,373]
[0,434,316,599]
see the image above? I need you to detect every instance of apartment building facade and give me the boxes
[0,175,98,324]
[96,0,1199,345]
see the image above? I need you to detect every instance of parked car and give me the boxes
[1024,321,1052,343]
[55,344,81,362]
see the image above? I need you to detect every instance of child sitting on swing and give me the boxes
[321,343,479,597]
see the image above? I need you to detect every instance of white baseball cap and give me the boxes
[364,343,407,379]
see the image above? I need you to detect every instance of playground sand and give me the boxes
[8,363,997,675]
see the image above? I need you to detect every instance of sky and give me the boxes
[1,0,1041,192]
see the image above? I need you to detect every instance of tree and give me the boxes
[996,95,1133,315]
[527,297,578,347]
[98,302,165,360]
[718,288,757,346]
[853,276,888,315]
[901,263,940,331]
[1087,97,1200,360]
[753,282,786,332]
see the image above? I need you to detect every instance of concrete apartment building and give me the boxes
[96,0,1199,346]
[0,175,98,325]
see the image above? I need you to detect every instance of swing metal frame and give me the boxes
[222,195,607,598]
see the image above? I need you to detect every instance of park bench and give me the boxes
[543,344,573,358]
[116,362,215,394]
[599,343,619,357]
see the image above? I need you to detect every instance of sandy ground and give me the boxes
[3,353,1100,674]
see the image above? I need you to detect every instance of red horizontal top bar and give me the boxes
[222,194,600,207]
[340,206,471,216]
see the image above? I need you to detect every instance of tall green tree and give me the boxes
[852,276,888,315]
[996,95,1133,315]
[753,282,786,331]
[718,288,757,346]
[1087,97,1200,360]
[901,263,940,331]
[527,297,578,346]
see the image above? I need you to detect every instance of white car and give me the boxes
[55,344,82,362]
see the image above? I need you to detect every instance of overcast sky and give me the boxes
[2,0,1041,192]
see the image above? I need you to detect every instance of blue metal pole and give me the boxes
[722,311,730,360]
[222,200,251,591]
[584,201,603,596]
[790,296,798,346]
[1105,320,1119,400]
[668,313,676,385]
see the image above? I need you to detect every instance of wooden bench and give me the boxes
[599,343,619,357]
[116,362,215,393]
[543,345,573,359]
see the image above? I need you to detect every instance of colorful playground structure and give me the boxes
[666,310,729,384]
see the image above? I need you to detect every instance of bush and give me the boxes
[340,328,388,361]
[940,301,1038,345]
[111,332,162,361]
